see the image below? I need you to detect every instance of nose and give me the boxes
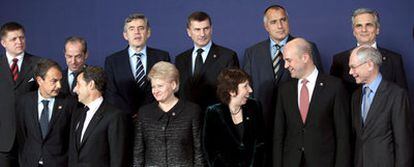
[276,20,283,28]
[349,68,354,75]
[248,85,253,93]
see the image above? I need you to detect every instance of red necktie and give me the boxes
[10,58,19,81]
[300,79,309,123]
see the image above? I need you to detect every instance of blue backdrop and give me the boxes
[1,0,413,101]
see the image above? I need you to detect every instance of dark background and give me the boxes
[1,0,413,101]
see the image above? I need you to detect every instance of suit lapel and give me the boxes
[353,88,364,134]
[220,106,243,144]
[15,53,34,88]
[0,55,15,85]
[120,48,136,81]
[79,103,105,149]
[288,80,303,125]
[199,43,219,75]
[362,80,386,131]
[305,74,325,125]
[45,96,65,139]
[29,93,44,140]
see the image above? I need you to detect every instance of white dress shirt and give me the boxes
[80,96,103,141]
[6,52,24,71]
[191,41,212,74]
[297,67,319,108]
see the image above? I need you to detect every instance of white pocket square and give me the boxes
[28,78,34,82]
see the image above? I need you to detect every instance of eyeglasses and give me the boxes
[349,61,367,70]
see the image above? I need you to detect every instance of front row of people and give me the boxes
[16,38,412,167]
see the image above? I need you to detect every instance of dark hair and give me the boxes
[216,68,251,104]
[264,4,286,14]
[187,11,212,28]
[0,22,25,39]
[64,36,88,54]
[80,66,107,94]
[34,58,62,79]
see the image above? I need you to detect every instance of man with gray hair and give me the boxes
[105,13,170,116]
[331,8,408,94]
[349,45,413,167]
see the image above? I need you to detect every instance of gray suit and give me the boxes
[351,79,413,167]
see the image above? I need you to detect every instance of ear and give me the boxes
[84,52,89,60]
[35,76,43,85]
[123,31,128,41]
[186,28,192,38]
[147,28,151,38]
[1,39,5,48]
[229,90,236,97]
[367,61,375,71]
[88,80,96,90]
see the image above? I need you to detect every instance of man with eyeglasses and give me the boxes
[330,8,408,94]
[349,45,413,167]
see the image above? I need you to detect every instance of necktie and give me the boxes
[194,48,204,76]
[76,106,89,146]
[361,87,372,123]
[273,44,282,79]
[10,58,19,82]
[299,79,309,123]
[40,100,50,138]
[134,53,146,87]
[70,72,78,93]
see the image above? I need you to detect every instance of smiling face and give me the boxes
[348,51,371,84]
[187,19,212,48]
[65,42,87,72]
[37,67,62,98]
[353,13,379,45]
[264,8,290,43]
[283,45,307,79]
[151,78,177,103]
[123,19,151,51]
[1,29,26,57]
[229,80,253,106]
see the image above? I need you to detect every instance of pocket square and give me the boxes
[28,78,34,82]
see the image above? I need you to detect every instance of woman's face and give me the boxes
[229,80,253,106]
[151,78,177,103]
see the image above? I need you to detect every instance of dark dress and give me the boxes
[202,99,265,167]
[133,100,204,166]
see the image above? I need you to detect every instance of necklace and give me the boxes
[230,107,242,115]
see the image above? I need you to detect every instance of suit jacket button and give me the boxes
[172,112,176,116]
[161,127,165,130]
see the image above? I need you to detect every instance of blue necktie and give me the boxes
[40,100,50,138]
[135,53,145,88]
[361,87,372,123]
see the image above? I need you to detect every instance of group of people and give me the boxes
[0,3,411,167]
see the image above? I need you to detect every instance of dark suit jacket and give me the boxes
[351,79,413,167]
[273,73,351,167]
[202,99,265,167]
[60,67,86,97]
[330,47,408,94]
[68,101,131,167]
[17,92,75,167]
[243,36,324,130]
[133,100,204,166]
[0,52,40,152]
[175,43,239,111]
[104,47,170,115]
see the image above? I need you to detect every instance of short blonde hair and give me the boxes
[147,61,180,92]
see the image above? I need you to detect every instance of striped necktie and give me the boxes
[273,44,282,79]
[134,53,145,87]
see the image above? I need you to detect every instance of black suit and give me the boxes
[202,99,265,167]
[351,79,413,167]
[68,101,131,167]
[104,47,170,115]
[0,53,39,166]
[175,43,239,111]
[17,92,74,167]
[243,36,324,130]
[273,73,351,167]
[330,47,408,93]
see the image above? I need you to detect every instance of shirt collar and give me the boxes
[194,40,212,52]
[270,36,289,47]
[363,73,382,93]
[85,96,104,113]
[6,52,24,64]
[128,45,147,58]
[37,90,55,104]
[357,42,377,49]
[299,67,319,84]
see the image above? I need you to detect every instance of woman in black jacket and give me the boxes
[203,68,265,167]
[133,61,204,166]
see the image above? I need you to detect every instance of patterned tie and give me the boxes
[194,48,204,76]
[10,58,19,82]
[299,79,309,123]
[361,86,372,123]
[134,53,146,88]
[40,100,50,138]
[273,44,282,79]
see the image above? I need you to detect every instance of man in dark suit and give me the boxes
[273,38,351,167]
[243,5,324,132]
[349,45,413,167]
[69,66,130,167]
[175,11,239,111]
[60,36,88,96]
[105,13,170,116]
[17,59,74,167]
[0,22,40,167]
[330,8,408,94]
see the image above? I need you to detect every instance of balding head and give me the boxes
[282,38,315,79]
